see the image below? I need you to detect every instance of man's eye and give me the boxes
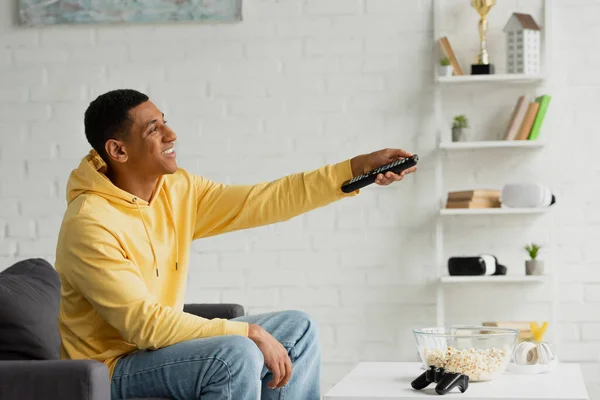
[163,120,167,125]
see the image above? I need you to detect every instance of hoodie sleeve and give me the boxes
[60,216,249,350]
[193,159,359,239]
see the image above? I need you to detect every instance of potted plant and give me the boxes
[451,115,469,142]
[524,243,544,275]
[439,57,453,76]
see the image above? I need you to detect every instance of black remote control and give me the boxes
[341,154,418,193]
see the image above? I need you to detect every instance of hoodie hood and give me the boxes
[66,149,164,208]
[66,149,174,277]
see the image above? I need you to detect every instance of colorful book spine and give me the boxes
[527,95,551,141]
[516,102,540,140]
[503,95,529,140]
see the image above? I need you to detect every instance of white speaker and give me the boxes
[501,183,556,208]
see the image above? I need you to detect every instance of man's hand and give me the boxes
[248,323,292,389]
[350,148,417,186]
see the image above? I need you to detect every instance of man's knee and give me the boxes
[226,335,264,374]
[278,310,319,342]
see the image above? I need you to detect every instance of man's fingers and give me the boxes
[383,172,403,182]
[376,174,390,185]
[271,356,293,389]
[277,360,289,388]
[375,165,417,185]
[269,363,282,389]
[281,357,293,387]
[393,167,417,179]
[384,148,413,159]
[276,361,285,388]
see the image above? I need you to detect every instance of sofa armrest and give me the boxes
[0,359,110,400]
[184,303,245,319]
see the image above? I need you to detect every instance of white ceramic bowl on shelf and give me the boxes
[413,326,519,382]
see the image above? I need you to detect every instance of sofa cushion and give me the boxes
[0,258,61,360]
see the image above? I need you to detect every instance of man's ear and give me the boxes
[105,139,128,164]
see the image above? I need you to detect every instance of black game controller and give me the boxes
[411,366,469,395]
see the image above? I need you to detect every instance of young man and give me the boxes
[55,89,417,400]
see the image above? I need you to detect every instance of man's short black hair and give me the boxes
[84,89,149,162]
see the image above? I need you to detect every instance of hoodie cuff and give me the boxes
[223,320,249,337]
[332,159,360,198]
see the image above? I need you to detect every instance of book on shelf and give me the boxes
[438,36,464,75]
[516,101,540,140]
[448,189,500,200]
[503,95,528,140]
[445,189,501,209]
[482,321,534,342]
[528,95,551,140]
[503,94,552,141]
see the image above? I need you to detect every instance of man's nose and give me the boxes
[165,126,177,141]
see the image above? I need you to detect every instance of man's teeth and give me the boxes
[163,148,174,154]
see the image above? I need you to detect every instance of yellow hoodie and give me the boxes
[55,149,358,378]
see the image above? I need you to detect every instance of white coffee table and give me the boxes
[324,362,590,400]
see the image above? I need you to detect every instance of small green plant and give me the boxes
[524,243,542,260]
[440,57,451,66]
[452,115,469,129]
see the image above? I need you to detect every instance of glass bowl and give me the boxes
[413,326,518,381]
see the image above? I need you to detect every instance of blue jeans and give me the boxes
[110,310,321,400]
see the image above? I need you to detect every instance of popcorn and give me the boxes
[423,345,510,381]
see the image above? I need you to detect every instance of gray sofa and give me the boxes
[0,258,245,400]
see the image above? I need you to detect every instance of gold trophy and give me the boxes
[471,0,496,74]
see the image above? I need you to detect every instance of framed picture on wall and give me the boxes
[18,0,242,26]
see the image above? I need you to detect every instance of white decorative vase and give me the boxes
[439,65,453,76]
[526,259,545,275]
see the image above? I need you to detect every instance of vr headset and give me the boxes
[447,254,507,276]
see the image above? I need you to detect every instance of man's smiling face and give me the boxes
[123,100,178,177]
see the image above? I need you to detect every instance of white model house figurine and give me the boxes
[503,13,541,74]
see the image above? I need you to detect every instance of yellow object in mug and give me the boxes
[530,322,548,343]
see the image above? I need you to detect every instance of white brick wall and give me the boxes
[0,0,598,397]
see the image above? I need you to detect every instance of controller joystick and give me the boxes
[411,366,444,390]
[411,366,469,395]
[434,371,469,395]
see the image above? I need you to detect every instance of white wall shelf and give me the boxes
[432,0,557,343]
[436,73,546,84]
[440,207,548,216]
[440,275,549,284]
[440,140,545,150]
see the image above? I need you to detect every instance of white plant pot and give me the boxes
[526,259,545,275]
[439,65,453,76]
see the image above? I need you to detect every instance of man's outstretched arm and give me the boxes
[59,217,249,350]
[193,148,415,239]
